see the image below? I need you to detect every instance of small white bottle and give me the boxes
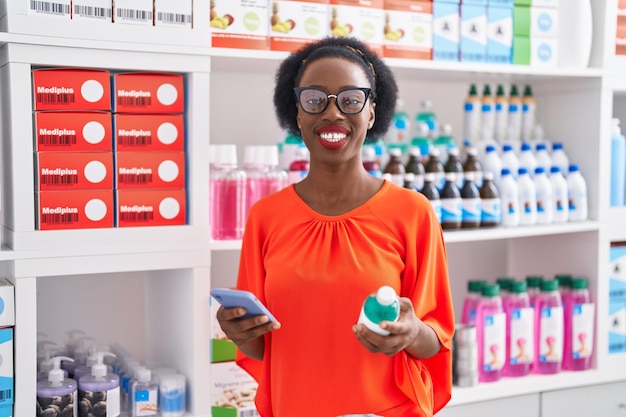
[500,168,520,227]
[551,142,570,176]
[482,144,503,188]
[517,167,537,226]
[518,143,538,176]
[358,286,400,336]
[534,142,553,174]
[534,167,554,224]
[567,164,588,222]
[550,166,569,223]
[501,144,520,179]
[130,367,159,417]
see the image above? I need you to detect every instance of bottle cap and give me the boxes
[375,286,397,306]
[415,122,430,137]
[409,147,421,157]
[535,167,545,175]
[552,142,563,151]
[137,367,152,383]
[521,143,532,152]
[570,277,589,290]
[429,148,440,157]
[390,147,402,157]
[48,356,74,384]
[569,164,579,173]
[555,274,573,289]
[483,171,494,181]
[496,277,515,291]
[481,283,500,297]
[510,280,528,294]
[91,352,116,378]
[467,146,478,156]
[263,145,280,167]
[550,166,561,174]
[423,172,435,182]
[404,172,416,182]
[501,168,511,176]
[485,144,496,153]
[467,280,486,293]
[536,142,547,151]
[214,144,238,165]
[448,147,459,156]
[518,167,528,176]
[540,279,559,292]
[444,172,456,182]
[502,144,513,152]
[526,275,544,288]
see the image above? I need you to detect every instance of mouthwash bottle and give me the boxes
[385,98,411,145]
[210,144,247,240]
[476,283,506,383]
[563,277,595,371]
[440,173,463,230]
[415,100,438,139]
[533,279,564,375]
[460,172,481,229]
[358,286,400,336]
[37,356,78,417]
[503,280,534,377]
[525,275,544,308]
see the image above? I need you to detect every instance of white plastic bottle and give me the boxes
[482,144,503,188]
[567,164,588,222]
[551,142,570,176]
[129,367,159,417]
[358,286,400,336]
[534,142,553,174]
[517,167,537,226]
[518,143,537,176]
[464,84,482,143]
[501,144,520,179]
[550,166,569,223]
[534,167,554,224]
[500,168,520,227]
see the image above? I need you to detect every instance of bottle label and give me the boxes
[539,306,564,363]
[509,307,534,364]
[482,312,506,371]
[134,387,159,416]
[481,198,501,224]
[38,392,77,417]
[78,386,121,416]
[441,198,462,223]
[430,200,442,223]
[571,303,595,359]
[462,197,481,223]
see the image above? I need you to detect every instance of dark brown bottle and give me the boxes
[460,172,481,229]
[444,147,464,189]
[424,148,445,191]
[384,147,405,187]
[479,171,501,227]
[420,173,442,223]
[440,172,462,230]
[405,147,425,190]
[463,146,484,187]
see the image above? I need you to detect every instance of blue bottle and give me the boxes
[358,286,400,335]
[610,118,626,206]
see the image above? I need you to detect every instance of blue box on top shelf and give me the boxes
[487,4,513,64]
[433,1,460,61]
[460,3,487,62]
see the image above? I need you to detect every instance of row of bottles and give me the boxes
[456,274,595,386]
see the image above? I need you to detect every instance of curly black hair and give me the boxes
[273,36,398,140]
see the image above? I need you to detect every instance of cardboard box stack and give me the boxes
[512,0,559,67]
[0,279,15,416]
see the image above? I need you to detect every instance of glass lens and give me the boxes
[336,89,367,114]
[299,89,328,114]
[297,88,369,114]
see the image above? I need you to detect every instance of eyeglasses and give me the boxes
[294,87,372,115]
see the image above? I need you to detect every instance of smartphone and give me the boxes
[211,288,277,322]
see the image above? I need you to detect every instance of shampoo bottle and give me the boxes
[476,283,506,383]
[37,356,78,417]
[533,279,564,375]
[563,277,595,371]
[503,281,534,377]
[78,352,121,417]
[358,286,400,336]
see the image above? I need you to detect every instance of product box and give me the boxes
[514,0,558,7]
[210,0,270,50]
[114,114,185,152]
[382,0,432,60]
[433,1,460,61]
[211,362,259,417]
[610,243,626,302]
[71,0,113,22]
[609,300,626,354]
[115,152,185,189]
[487,5,513,64]
[0,328,13,406]
[34,112,113,152]
[329,0,385,56]
[113,0,153,25]
[37,190,115,230]
[154,0,193,28]
[0,279,14,328]
[113,73,185,114]
[460,3,487,62]
[211,296,237,363]
[27,0,70,18]
[32,68,112,111]
[36,152,114,191]
[488,0,513,6]
[269,0,329,53]
[116,188,186,227]
[512,35,557,66]
[0,405,11,417]
[513,6,558,38]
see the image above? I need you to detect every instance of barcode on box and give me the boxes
[116,8,153,22]
[30,0,70,15]
[74,5,112,18]
[41,211,80,225]
[36,91,75,105]
[117,96,152,108]
[157,12,192,25]
[239,409,259,417]
[118,173,153,185]
[39,133,77,146]
[40,174,79,186]
[119,211,155,222]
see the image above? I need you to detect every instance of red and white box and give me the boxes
[32,68,112,111]
[35,111,113,152]
[116,188,186,227]
[113,73,185,114]
[210,0,270,50]
[329,0,385,56]
[37,190,115,230]
[114,114,185,151]
[115,151,186,189]
[382,0,433,60]
[269,0,329,53]
[36,152,114,191]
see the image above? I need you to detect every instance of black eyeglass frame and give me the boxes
[294,86,372,115]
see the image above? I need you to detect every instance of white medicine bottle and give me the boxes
[358,286,400,336]
[500,168,520,227]
[550,166,569,223]
[551,142,570,176]
[567,164,588,222]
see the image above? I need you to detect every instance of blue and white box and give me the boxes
[0,280,14,328]
[489,0,514,6]
[433,1,460,61]
[487,5,513,64]
[609,243,626,354]
[461,4,487,62]
[513,6,558,38]
[0,328,13,406]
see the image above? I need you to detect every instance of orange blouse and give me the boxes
[236,181,454,417]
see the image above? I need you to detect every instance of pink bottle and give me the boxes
[525,275,543,308]
[476,284,506,383]
[461,280,487,325]
[288,146,310,184]
[503,280,534,377]
[563,277,595,371]
[533,279,564,374]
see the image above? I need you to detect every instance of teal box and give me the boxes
[609,300,626,354]
[460,4,487,62]
[487,5,512,64]
[433,2,460,61]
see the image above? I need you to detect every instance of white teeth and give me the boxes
[319,132,347,142]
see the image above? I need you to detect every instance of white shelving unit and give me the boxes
[0,1,624,416]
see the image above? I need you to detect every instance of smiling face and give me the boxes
[295,57,375,166]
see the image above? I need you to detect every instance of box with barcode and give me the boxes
[72,0,113,22]
[36,152,114,191]
[0,328,13,406]
[32,68,112,111]
[115,151,185,189]
[113,73,185,114]
[155,0,192,28]
[113,0,153,25]
[114,114,185,152]
[116,189,186,227]
[0,279,14,328]
[35,111,113,152]
[37,190,115,230]
[211,362,259,417]
[27,0,70,19]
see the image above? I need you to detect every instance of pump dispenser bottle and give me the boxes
[37,356,78,417]
[78,351,121,417]
[129,367,159,416]
[358,286,400,336]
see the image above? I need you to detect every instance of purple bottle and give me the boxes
[533,279,564,375]
[37,356,78,417]
[503,280,534,377]
[461,279,487,325]
[78,352,121,417]
[476,283,506,383]
[563,277,595,371]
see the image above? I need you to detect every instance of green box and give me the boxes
[211,338,237,363]
[513,6,531,36]
[513,35,531,65]
[212,406,259,417]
